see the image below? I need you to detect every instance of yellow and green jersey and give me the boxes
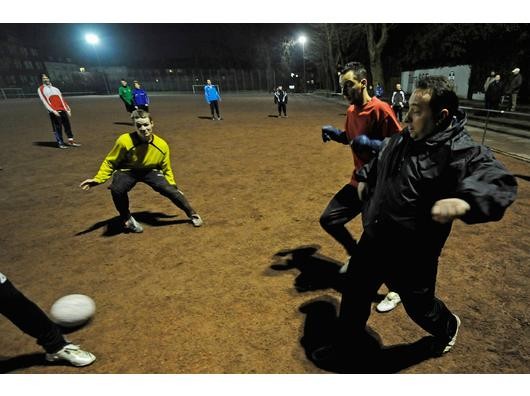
[93,132,176,185]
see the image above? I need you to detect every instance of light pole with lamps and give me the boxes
[298,35,307,93]
[85,33,111,95]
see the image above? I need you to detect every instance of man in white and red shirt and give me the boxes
[38,74,81,149]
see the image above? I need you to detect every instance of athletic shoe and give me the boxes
[376,291,402,313]
[338,256,350,274]
[190,214,203,227]
[45,344,96,367]
[217,116,222,120]
[58,144,69,149]
[441,314,461,354]
[124,216,143,233]
[67,139,81,147]
[212,116,215,120]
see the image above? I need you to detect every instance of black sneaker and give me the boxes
[431,314,461,356]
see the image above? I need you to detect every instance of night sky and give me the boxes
[3,24,308,67]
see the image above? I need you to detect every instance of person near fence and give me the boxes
[320,61,403,313]
[374,82,384,99]
[391,83,407,122]
[37,74,81,149]
[204,79,222,120]
[486,74,503,113]
[313,75,517,363]
[0,271,96,367]
[483,71,496,109]
[132,80,150,112]
[118,79,135,113]
[506,68,523,112]
[274,85,288,117]
[79,109,203,233]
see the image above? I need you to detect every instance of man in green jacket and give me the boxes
[118,79,135,113]
[80,109,203,232]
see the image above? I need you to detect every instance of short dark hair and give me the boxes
[339,62,368,81]
[131,109,153,122]
[415,76,459,117]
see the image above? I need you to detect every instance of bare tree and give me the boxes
[366,24,390,91]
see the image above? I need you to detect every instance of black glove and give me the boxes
[322,125,345,143]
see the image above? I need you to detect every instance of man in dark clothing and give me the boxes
[486,74,503,112]
[313,76,517,363]
[274,86,288,117]
[391,83,406,122]
[118,79,135,113]
[507,68,523,112]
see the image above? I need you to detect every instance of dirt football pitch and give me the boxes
[0,93,528,374]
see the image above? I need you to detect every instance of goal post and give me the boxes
[0,87,24,99]
[192,84,221,95]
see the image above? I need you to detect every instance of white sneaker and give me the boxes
[442,314,461,354]
[46,344,96,367]
[190,214,203,227]
[67,139,81,147]
[124,216,143,233]
[339,256,350,274]
[376,291,402,312]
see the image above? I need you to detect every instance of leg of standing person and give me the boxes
[60,111,80,146]
[142,170,202,226]
[282,103,287,117]
[49,113,66,148]
[209,102,216,119]
[511,93,518,112]
[319,184,362,259]
[213,100,221,119]
[277,103,282,117]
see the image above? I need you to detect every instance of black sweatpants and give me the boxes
[0,274,67,353]
[110,169,196,221]
[319,183,362,256]
[277,103,287,116]
[338,227,456,345]
[49,111,74,145]
[209,100,220,118]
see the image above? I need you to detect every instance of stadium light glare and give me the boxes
[298,35,307,45]
[85,33,100,45]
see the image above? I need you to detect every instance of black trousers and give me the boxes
[122,100,136,113]
[209,100,220,117]
[277,103,287,116]
[0,275,66,353]
[338,227,456,344]
[392,105,403,122]
[136,105,149,112]
[110,169,196,221]
[319,183,362,256]
[49,111,73,145]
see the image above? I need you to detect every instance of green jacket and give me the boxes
[119,85,133,105]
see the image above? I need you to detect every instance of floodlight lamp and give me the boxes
[85,33,100,45]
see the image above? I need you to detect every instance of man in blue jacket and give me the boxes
[132,80,150,112]
[204,79,222,120]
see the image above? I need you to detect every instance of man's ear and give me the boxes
[439,109,449,121]
[360,79,367,87]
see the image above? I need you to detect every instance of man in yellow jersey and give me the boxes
[80,109,203,233]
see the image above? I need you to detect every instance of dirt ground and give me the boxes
[0,93,528,374]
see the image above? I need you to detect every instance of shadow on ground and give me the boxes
[299,297,438,373]
[32,141,59,148]
[75,211,190,237]
[0,353,71,373]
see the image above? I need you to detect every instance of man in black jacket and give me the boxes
[313,76,517,362]
[274,86,288,117]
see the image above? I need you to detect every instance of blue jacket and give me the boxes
[132,88,149,106]
[204,84,221,103]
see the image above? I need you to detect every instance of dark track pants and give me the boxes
[278,103,287,116]
[110,169,196,221]
[338,228,456,345]
[209,101,220,118]
[0,274,66,353]
[319,184,362,256]
[49,111,73,145]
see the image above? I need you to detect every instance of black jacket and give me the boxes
[274,90,288,104]
[356,111,517,243]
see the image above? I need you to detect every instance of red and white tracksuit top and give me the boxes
[38,84,70,113]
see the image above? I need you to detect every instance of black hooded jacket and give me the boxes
[356,111,517,245]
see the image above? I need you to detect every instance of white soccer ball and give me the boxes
[50,294,96,327]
